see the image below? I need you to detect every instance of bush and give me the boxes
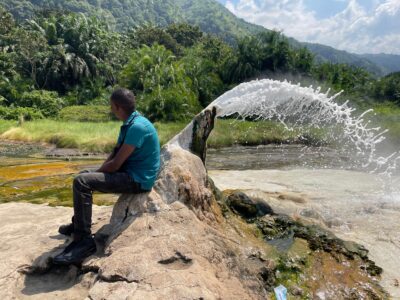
[0,106,44,120]
[59,105,115,122]
[139,86,201,122]
[17,90,64,118]
[63,79,113,106]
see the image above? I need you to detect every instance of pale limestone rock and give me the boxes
[0,203,111,299]
[0,108,271,299]
[0,186,268,299]
[87,281,138,300]
[82,198,263,299]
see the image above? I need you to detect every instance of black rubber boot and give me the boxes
[53,235,96,265]
[58,216,75,236]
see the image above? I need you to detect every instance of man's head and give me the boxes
[110,88,136,121]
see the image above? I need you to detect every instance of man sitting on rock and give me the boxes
[54,88,160,265]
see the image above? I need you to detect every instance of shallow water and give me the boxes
[0,141,117,206]
[206,144,359,171]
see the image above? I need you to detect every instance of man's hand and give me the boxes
[97,144,135,173]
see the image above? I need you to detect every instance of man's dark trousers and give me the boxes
[73,171,147,240]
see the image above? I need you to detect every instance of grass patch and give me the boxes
[9,114,400,153]
[0,120,189,152]
[59,105,115,122]
[209,119,320,148]
[0,118,360,152]
[1,120,120,152]
[154,121,187,145]
[0,120,16,134]
[371,102,400,146]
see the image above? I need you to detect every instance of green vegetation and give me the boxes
[18,90,63,117]
[3,0,400,75]
[371,102,400,146]
[372,72,400,104]
[153,122,187,145]
[120,44,201,121]
[59,105,115,122]
[208,119,320,148]
[0,4,400,149]
[0,120,15,134]
[0,6,317,123]
[1,120,120,152]
[0,0,265,45]
[0,120,190,152]
[0,119,329,152]
[0,106,43,120]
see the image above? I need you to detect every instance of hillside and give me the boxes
[302,42,386,77]
[1,0,399,76]
[361,53,400,75]
[0,0,266,44]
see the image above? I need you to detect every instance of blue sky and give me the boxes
[215,0,400,55]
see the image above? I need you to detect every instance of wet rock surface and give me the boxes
[222,190,389,299]
[226,191,274,219]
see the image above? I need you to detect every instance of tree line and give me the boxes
[0,6,399,122]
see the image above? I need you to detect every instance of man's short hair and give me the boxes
[110,88,136,114]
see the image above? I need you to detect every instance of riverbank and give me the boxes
[0,119,325,153]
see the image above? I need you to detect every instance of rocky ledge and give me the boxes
[0,186,388,299]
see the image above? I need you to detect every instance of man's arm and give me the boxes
[98,151,114,168]
[96,143,135,173]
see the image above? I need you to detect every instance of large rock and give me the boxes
[0,195,272,299]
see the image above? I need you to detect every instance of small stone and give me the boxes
[290,285,303,296]
[226,191,273,219]
[259,266,276,292]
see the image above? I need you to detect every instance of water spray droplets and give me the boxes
[207,79,399,174]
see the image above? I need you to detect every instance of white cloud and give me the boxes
[224,0,400,54]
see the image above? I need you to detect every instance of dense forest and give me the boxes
[0,0,265,44]
[2,0,400,76]
[0,6,399,122]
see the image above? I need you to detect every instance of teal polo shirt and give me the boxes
[117,111,160,190]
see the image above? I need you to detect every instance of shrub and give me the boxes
[17,90,64,117]
[59,105,115,122]
[0,106,44,120]
[139,86,201,122]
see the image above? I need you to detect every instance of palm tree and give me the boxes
[120,44,177,93]
[258,31,291,72]
[18,12,125,92]
[223,36,261,83]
